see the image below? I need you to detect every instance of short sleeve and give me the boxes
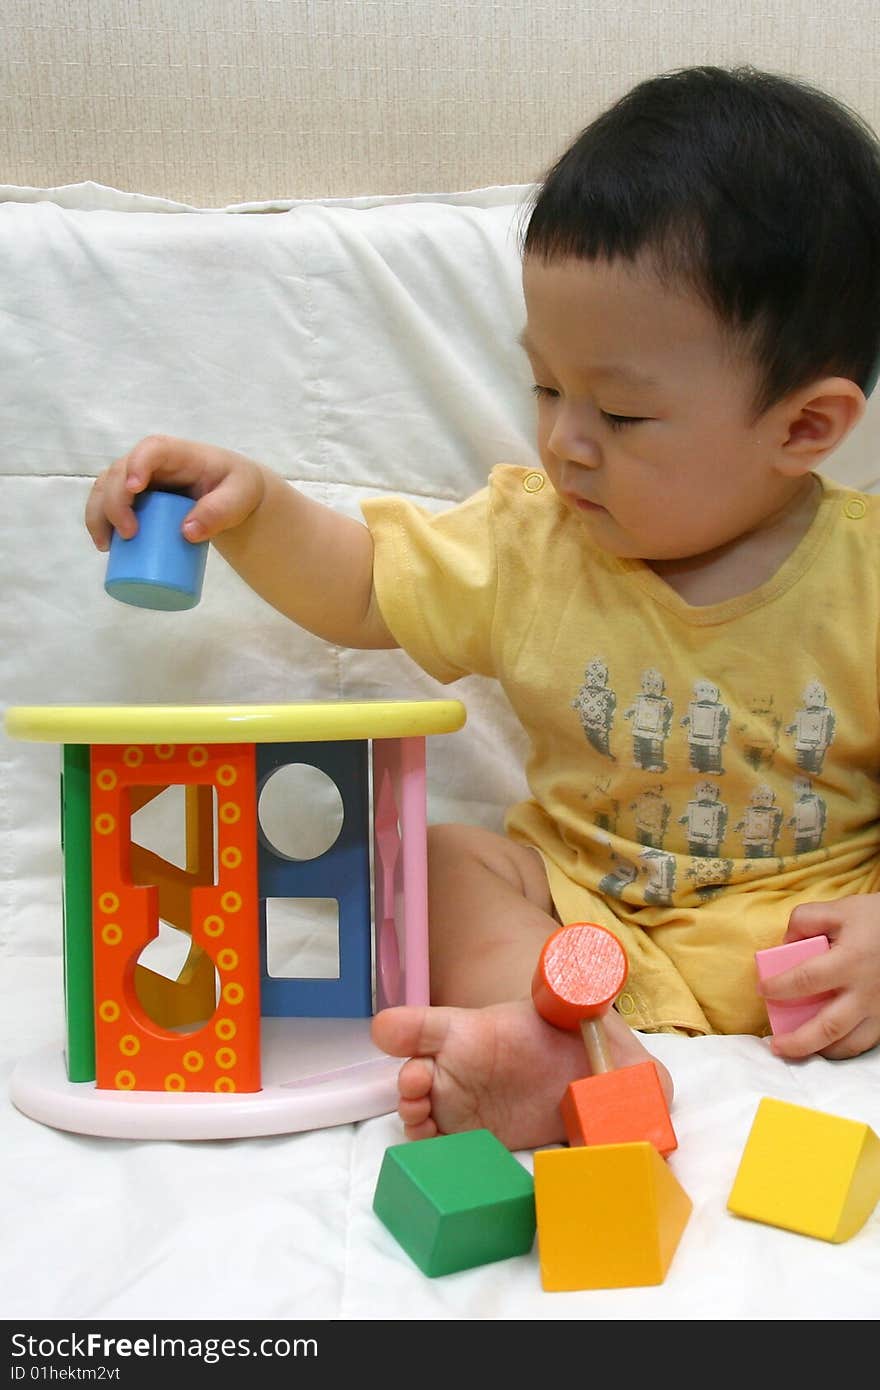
[361,486,498,683]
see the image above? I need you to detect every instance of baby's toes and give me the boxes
[399,1094,434,1131]
[397,1055,435,1101]
[403,1115,440,1141]
[397,1089,433,1123]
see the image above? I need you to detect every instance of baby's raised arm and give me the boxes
[85,434,396,650]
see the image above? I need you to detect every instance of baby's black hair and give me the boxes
[521,66,880,417]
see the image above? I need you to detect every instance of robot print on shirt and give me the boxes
[735,691,782,770]
[680,679,730,774]
[734,784,783,858]
[629,785,671,848]
[684,856,736,901]
[582,775,620,835]
[678,779,728,856]
[788,775,828,853]
[571,657,617,759]
[785,680,836,774]
[623,668,674,771]
[639,847,678,906]
[597,850,639,899]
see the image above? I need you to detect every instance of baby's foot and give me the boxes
[370,1000,673,1151]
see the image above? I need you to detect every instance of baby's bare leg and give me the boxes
[425,822,558,1006]
[371,822,671,1149]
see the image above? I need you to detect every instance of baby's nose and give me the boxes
[549,413,602,469]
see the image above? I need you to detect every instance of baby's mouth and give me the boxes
[567,493,606,514]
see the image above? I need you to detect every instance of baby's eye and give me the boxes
[531,384,559,400]
[601,412,647,429]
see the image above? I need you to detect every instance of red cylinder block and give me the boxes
[532,922,628,1031]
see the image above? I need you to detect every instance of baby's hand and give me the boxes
[758,895,880,1060]
[85,435,266,552]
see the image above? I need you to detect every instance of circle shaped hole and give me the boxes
[258,763,344,861]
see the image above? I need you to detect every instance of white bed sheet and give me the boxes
[4,957,879,1320]
[1,183,879,1322]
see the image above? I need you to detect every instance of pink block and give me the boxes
[755,935,831,1036]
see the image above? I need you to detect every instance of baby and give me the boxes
[86,65,880,1151]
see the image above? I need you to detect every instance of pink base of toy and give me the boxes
[10,1017,399,1140]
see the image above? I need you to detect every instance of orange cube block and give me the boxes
[560,1059,678,1156]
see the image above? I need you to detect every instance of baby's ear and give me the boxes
[777,376,866,472]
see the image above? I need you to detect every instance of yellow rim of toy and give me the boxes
[3,700,467,744]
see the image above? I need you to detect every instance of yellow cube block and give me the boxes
[727,1097,880,1243]
[533,1141,692,1291]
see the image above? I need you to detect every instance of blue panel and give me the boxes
[256,741,372,1018]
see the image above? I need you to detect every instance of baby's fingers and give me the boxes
[758,951,838,1002]
[85,460,143,551]
[176,464,264,542]
[86,435,264,552]
[86,436,182,549]
[771,1001,880,1061]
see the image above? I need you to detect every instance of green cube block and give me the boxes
[372,1128,536,1277]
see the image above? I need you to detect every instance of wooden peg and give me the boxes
[531,920,628,1072]
[531,921,677,1156]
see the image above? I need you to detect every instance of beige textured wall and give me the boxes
[2,0,880,204]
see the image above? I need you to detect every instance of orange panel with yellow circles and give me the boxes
[89,741,260,1094]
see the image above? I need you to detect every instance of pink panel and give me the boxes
[373,764,402,1011]
[371,737,430,1009]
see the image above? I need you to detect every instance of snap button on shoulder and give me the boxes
[844,497,867,520]
[617,992,635,1015]
[522,471,545,493]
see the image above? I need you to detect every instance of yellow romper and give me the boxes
[362,465,880,1036]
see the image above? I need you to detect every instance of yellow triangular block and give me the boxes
[533,1141,692,1291]
[728,1097,880,1243]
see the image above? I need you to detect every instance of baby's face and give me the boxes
[520,254,799,563]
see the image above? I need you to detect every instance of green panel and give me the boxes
[60,744,95,1081]
[373,1129,536,1276]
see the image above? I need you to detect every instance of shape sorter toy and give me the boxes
[3,698,465,1140]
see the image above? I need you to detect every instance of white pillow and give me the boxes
[0,182,536,955]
